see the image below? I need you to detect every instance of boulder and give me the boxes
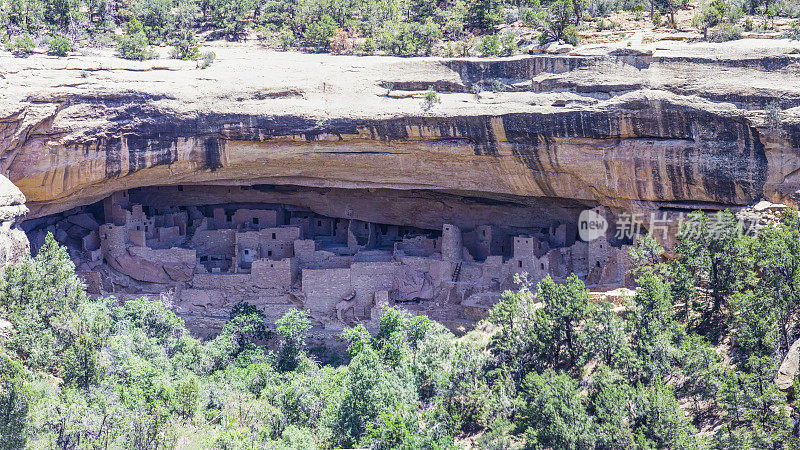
[775,337,800,391]
[0,175,29,269]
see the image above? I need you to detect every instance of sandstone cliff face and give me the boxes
[0,175,30,268]
[2,40,800,229]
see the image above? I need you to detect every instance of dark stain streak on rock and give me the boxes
[126,134,178,174]
[104,137,122,178]
[204,138,222,172]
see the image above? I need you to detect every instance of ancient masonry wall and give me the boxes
[29,187,634,338]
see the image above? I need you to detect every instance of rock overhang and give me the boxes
[2,41,800,226]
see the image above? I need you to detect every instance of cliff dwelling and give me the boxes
[21,183,634,340]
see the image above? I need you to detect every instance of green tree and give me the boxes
[675,210,752,318]
[629,272,679,382]
[588,366,635,447]
[132,0,173,43]
[539,0,574,44]
[0,355,31,449]
[173,375,199,419]
[276,308,311,372]
[535,274,593,367]
[4,0,43,34]
[632,380,698,448]
[0,233,85,372]
[43,0,77,28]
[466,0,502,29]
[208,0,255,39]
[585,301,632,369]
[302,13,337,51]
[517,369,594,449]
[61,333,100,389]
[334,346,416,447]
[116,19,157,60]
[753,208,800,354]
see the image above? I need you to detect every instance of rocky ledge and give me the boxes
[2,39,800,233]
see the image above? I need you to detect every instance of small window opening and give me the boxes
[518,260,522,268]
[253,217,259,225]
[272,233,276,239]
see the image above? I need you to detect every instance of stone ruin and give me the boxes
[22,185,633,341]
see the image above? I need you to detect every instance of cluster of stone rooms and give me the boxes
[23,185,632,339]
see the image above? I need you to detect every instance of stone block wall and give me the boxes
[350,261,399,317]
[441,224,462,261]
[302,267,352,318]
[251,257,297,291]
[233,209,278,229]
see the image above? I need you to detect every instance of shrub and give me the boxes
[116,19,156,60]
[784,20,800,39]
[707,22,743,41]
[562,24,580,45]
[5,34,35,54]
[521,1,548,27]
[378,19,442,56]
[355,37,377,55]
[692,0,726,38]
[477,32,517,56]
[477,33,500,56]
[653,11,662,26]
[329,28,352,54]
[422,87,441,110]
[765,100,783,129]
[197,50,215,69]
[47,35,70,56]
[169,29,200,60]
[278,25,297,50]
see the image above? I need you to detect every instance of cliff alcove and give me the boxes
[21,183,635,339]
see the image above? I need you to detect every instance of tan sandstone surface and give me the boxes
[4,40,800,338]
[2,39,800,227]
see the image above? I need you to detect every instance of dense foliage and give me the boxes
[4,208,800,448]
[2,0,798,58]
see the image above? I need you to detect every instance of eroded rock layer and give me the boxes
[4,41,800,336]
[2,42,800,225]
